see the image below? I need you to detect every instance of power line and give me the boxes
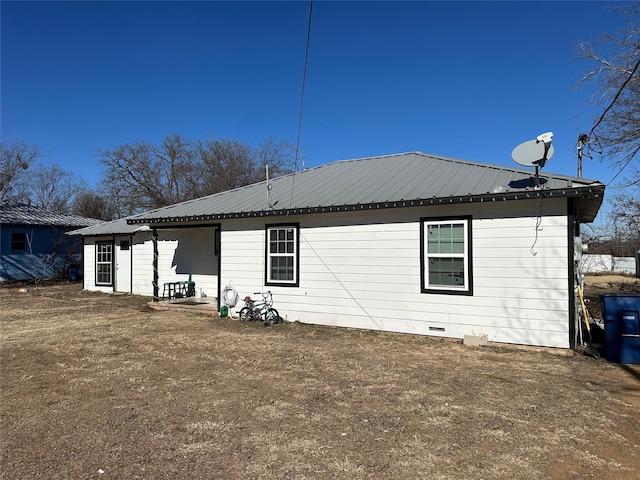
[588,57,640,139]
[607,145,640,185]
[295,0,313,171]
[289,0,313,209]
[586,56,640,185]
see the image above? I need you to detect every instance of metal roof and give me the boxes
[124,152,604,225]
[0,203,104,228]
[66,216,148,236]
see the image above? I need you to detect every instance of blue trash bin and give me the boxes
[599,294,640,364]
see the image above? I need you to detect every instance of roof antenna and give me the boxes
[576,133,589,178]
[266,164,278,210]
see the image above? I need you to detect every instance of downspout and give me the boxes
[129,234,133,294]
[152,227,159,302]
[567,198,578,349]
[82,237,86,291]
[216,226,222,310]
[112,235,116,290]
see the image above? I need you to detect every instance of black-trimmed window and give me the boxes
[11,232,27,251]
[420,217,473,295]
[96,241,113,286]
[265,224,299,286]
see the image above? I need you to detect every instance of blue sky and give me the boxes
[1,1,631,226]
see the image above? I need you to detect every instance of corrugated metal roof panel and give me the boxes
[66,216,146,236]
[0,204,103,228]
[127,152,604,224]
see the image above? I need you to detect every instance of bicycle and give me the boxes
[238,291,283,326]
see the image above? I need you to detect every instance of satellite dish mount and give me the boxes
[511,132,554,188]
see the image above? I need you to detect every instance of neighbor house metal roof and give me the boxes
[125,152,605,225]
[0,203,103,228]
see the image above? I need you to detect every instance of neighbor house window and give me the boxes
[420,217,472,295]
[265,224,299,286]
[11,232,27,251]
[96,241,113,286]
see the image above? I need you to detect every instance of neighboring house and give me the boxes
[0,203,102,281]
[70,152,605,349]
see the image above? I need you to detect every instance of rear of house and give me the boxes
[73,152,604,350]
[216,199,577,348]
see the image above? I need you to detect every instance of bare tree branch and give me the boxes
[0,140,45,204]
[577,3,640,183]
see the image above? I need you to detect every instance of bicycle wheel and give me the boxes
[239,307,252,321]
[272,309,283,324]
[264,308,281,326]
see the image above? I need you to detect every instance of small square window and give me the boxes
[11,233,27,251]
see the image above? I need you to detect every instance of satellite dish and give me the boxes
[511,132,554,189]
[511,139,554,168]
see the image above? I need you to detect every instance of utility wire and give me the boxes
[289,0,313,209]
[295,0,313,171]
[607,144,640,185]
[584,57,640,185]
[580,56,640,186]
[588,57,640,139]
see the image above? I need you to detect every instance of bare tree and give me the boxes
[71,191,117,221]
[198,135,296,194]
[99,140,167,214]
[27,163,83,214]
[198,137,261,194]
[0,140,44,203]
[578,2,640,185]
[156,132,202,204]
[609,186,640,255]
[256,136,298,177]
[98,133,204,214]
[99,133,296,215]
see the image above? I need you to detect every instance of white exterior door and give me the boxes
[115,236,132,293]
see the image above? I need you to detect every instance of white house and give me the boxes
[70,152,605,350]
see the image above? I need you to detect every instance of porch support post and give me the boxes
[152,227,159,302]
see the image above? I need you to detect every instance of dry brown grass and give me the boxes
[583,274,640,320]
[1,280,639,479]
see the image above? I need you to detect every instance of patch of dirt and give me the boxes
[1,282,639,479]
[583,274,640,320]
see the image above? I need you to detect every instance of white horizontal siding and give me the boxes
[221,220,265,303]
[131,233,153,296]
[219,199,572,348]
[154,229,219,298]
[82,239,113,293]
[84,228,219,299]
